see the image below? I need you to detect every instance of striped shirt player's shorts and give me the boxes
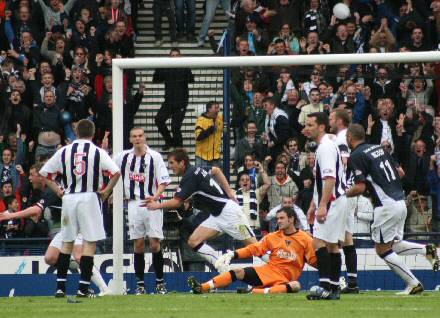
[50,232,83,249]
[127,200,164,240]
[61,192,106,242]
[313,195,347,244]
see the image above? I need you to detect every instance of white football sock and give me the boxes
[383,251,419,286]
[393,240,426,256]
[196,243,218,266]
[91,265,109,292]
[69,259,108,292]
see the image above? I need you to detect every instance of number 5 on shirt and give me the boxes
[73,153,86,176]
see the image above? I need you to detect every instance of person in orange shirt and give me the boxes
[188,207,317,294]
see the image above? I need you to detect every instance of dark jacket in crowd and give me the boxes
[152,68,194,106]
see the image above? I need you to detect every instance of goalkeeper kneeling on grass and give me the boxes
[188,207,317,294]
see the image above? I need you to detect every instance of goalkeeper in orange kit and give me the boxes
[188,207,317,294]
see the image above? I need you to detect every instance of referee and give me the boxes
[39,119,121,298]
[114,127,170,295]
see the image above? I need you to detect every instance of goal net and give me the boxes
[109,51,440,294]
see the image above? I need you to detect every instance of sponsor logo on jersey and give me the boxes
[370,148,384,158]
[276,249,297,261]
[129,172,146,182]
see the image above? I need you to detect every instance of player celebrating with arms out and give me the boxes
[187,207,316,294]
[346,124,438,295]
[144,148,257,267]
[114,127,171,295]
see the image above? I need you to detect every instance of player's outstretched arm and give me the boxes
[211,166,237,201]
[149,183,168,201]
[143,197,182,210]
[0,205,42,222]
[216,239,269,272]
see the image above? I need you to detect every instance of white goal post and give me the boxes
[109,51,440,295]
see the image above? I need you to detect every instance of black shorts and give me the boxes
[241,267,263,287]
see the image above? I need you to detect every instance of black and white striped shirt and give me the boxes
[114,146,170,201]
[39,140,120,194]
[313,134,346,207]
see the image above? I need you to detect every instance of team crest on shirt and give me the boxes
[355,170,362,176]
[285,240,291,246]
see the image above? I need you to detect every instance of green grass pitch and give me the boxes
[1,292,440,318]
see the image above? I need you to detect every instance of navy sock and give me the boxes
[134,252,145,287]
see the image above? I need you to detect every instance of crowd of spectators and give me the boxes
[0,0,139,239]
[215,0,440,238]
[1,0,440,245]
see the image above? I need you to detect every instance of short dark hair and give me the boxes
[1,180,13,188]
[4,195,17,207]
[76,119,95,138]
[332,108,350,127]
[309,87,320,95]
[273,38,285,45]
[307,112,329,131]
[347,123,365,142]
[276,207,298,221]
[205,101,218,113]
[262,96,277,106]
[2,147,13,155]
[168,148,190,168]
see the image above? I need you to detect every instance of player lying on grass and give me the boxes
[188,207,316,294]
[0,163,110,296]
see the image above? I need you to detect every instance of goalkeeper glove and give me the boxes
[214,250,235,273]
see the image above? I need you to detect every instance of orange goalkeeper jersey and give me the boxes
[236,230,317,283]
